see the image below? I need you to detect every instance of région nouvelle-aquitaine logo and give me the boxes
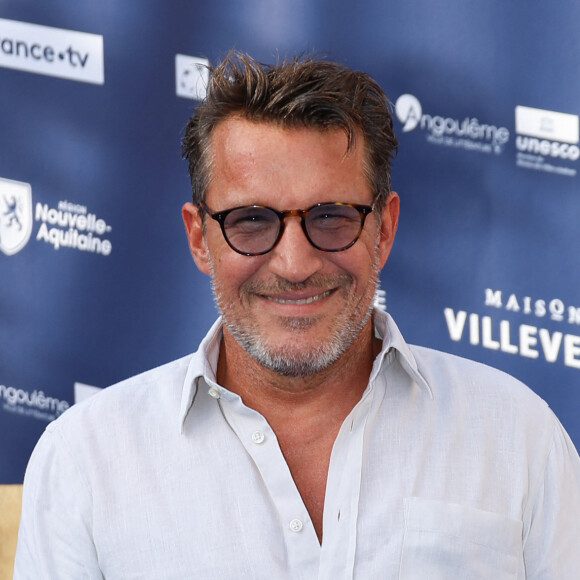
[0,177,33,256]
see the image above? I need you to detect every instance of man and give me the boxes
[15,51,580,578]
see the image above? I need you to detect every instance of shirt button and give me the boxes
[251,431,265,444]
[208,387,221,399]
[289,518,303,533]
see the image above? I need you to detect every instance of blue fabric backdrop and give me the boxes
[1,0,579,482]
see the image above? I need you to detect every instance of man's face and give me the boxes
[183,117,398,377]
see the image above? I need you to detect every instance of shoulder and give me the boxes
[109,352,193,388]
[410,344,544,397]
[407,344,555,429]
[380,311,549,415]
[47,354,194,437]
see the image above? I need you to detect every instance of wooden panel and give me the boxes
[0,485,23,580]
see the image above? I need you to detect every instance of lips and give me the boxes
[264,289,333,305]
[242,273,350,308]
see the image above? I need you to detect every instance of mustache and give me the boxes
[240,273,353,295]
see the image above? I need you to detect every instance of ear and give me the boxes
[376,191,399,269]
[182,202,211,275]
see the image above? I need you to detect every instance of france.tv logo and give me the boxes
[0,18,104,84]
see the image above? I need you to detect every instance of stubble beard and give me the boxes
[209,262,379,378]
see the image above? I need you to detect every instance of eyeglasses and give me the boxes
[200,201,375,256]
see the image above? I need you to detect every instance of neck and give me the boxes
[216,319,381,422]
[216,319,382,544]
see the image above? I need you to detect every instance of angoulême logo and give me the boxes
[395,94,423,132]
[0,177,33,256]
[395,93,510,154]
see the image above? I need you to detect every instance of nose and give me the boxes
[267,217,323,283]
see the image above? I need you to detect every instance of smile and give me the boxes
[265,290,332,305]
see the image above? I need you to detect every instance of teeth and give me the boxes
[268,290,331,305]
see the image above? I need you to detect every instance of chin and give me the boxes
[227,321,360,377]
[250,344,343,377]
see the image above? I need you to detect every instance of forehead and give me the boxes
[206,117,370,206]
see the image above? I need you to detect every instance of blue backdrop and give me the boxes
[1,0,579,482]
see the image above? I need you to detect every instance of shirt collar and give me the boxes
[178,309,432,431]
[178,317,222,432]
[371,309,432,397]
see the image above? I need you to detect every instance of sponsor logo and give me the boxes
[395,94,423,133]
[515,106,578,144]
[0,380,103,423]
[35,200,113,255]
[373,286,387,311]
[0,18,104,84]
[74,382,103,403]
[395,93,510,155]
[0,383,70,422]
[514,105,579,177]
[0,176,114,257]
[0,177,33,255]
[444,289,580,369]
[175,54,209,100]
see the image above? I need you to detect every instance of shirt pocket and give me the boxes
[399,497,523,580]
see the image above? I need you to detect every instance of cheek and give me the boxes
[332,240,379,280]
[205,228,246,273]
[210,250,265,289]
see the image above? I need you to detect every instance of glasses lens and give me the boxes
[305,204,363,251]
[223,206,280,254]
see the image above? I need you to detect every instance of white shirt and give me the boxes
[14,311,580,579]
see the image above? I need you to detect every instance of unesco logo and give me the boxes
[515,105,579,174]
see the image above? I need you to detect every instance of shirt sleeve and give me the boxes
[13,423,104,579]
[523,413,580,578]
